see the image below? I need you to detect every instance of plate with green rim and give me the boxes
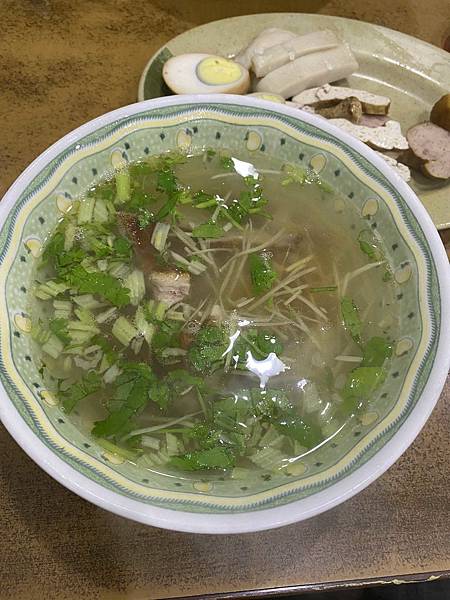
[138,12,450,230]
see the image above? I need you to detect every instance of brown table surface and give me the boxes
[0,2,449,599]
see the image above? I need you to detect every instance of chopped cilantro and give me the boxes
[361,337,392,368]
[92,363,155,437]
[341,296,362,345]
[137,208,152,229]
[156,168,178,195]
[187,325,227,374]
[49,318,70,345]
[341,366,386,413]
[61,371,101,413]
[249,252,277,295]
[66,265,130,307]
[191,222,224,239]
[169,447,235,471]
[219,155,234,171]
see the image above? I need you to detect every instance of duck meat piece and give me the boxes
[117,211,154,247]
[117,211,156,272]
[148,271,191,306]
[180,319,201,349]
[315,96,363,122]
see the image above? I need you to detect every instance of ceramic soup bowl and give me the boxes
[0,95,448,533]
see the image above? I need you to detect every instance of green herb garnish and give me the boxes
[340,296,362,345]
[169,447,235,471]
[66,265,130,307]
[249,252,277,295]
[191,222,224,239]
[187,325,227,374]
[92,363,155,437]
[61,371,102,413]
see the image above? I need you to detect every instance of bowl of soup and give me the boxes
[0,95,448,533]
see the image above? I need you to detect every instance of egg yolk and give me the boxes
[196,56,242,85]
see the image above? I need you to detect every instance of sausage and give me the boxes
[405,122,450,180]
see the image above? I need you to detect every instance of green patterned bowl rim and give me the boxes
[0,95,448,534]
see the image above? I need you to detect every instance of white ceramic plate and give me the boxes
[138,13,450,230]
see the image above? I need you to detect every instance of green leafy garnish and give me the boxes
[66,266,130,307]
[281,164,308,186]
[152,319,183,364]
[358,230,382,261]
[49,318,70,345]
[92,363,155,437]
[156,168,178,196]
[61,371,101,413]
[169,447,235,471]
[41,230,84,276]
[274,416,322,449]
[92,334,119,365]
[249,252,277,295]
[281,164,332,191]
[234,330,283,364]
[340,296,362,345]
[165,369,203,394]
[219,155,234,171]
[187,325,227,374]
[361,337,393,368]
[341,366,386,413]
[227,177,268,224]
[191,222,224,239]
[148,381,171,409]
[192,191,217,209]
[137,208,152,229]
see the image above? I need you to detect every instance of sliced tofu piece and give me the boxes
[235,28,298,70]
[256,44,359,99]
[373,151,411,182]
[148,271,191,306]
[251,30,340,78]
[359,114,390,128]
[328,119,408,151]
[292,84,391,115]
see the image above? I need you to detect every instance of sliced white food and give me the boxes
[374,151,411,182]
[328,119,408,151]
[256,44,359,99]
[234,28,298,70]
[292,84,391,115]
[162,53,250,95]
[359,114,390,127]
[252,29,340,77]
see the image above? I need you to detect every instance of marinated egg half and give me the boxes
[162,53,250,95]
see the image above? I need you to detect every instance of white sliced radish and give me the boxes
[162,53,250,95]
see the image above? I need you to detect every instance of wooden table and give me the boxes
[0,2,449,599]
